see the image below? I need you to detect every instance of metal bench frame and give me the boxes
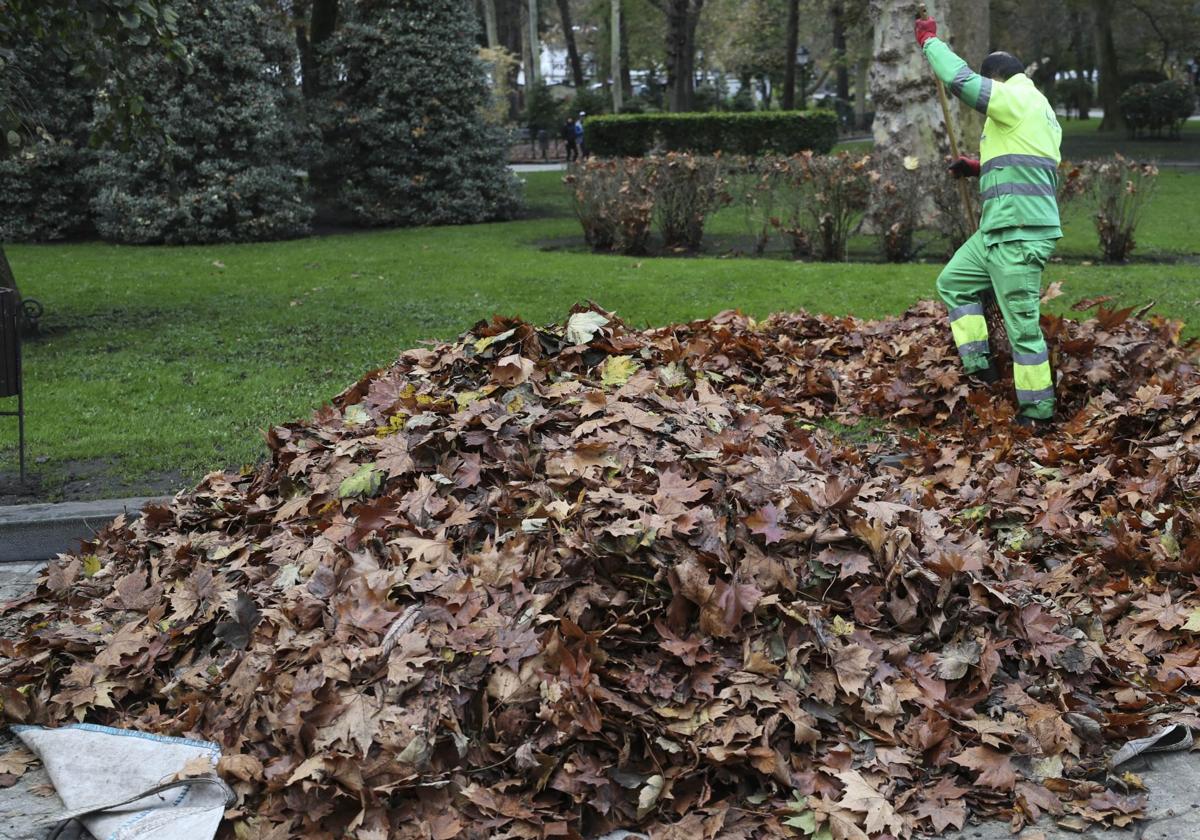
[0,289,25,483]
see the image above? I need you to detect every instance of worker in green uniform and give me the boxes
[915,16,1061,429]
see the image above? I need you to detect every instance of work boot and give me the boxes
[966,361,1000,386]
[1016,415,1051,434]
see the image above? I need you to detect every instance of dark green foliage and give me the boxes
[0,0,184,152]
[524,81,562,134]
[1056,78,1094,121]
[729,87,756,112]
[585,111,838,157]
[0,144,93,242]
[571,88,610,119]
[86,0,312,244]
[0,33,95,241]
[1120,80,1195,139]
[583,115,660,156]
[692,84,722,113]
[317,0,521,227]
[1120,69,1168,89]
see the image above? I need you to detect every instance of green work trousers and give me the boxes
[936,231,1056,420]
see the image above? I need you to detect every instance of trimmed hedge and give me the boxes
[585,111,838,157]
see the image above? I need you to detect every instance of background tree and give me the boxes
[869,0,988,191]
[706,0,789,107]
[318,0,521,227]
[526,0,542,87]
[1092,0,1123,131]
[0,0,182,293]
[555,0,587,86]
[648,0,705,111]
[291,0,340,99]
[86,0,312,244]
[782,0,801,108]
[611,0,625,110]
[480,0,501,47]
[0,32,96,243]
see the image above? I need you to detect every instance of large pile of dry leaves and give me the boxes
[3,297,1200,840]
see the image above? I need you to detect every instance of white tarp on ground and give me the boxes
[13,723,228,840]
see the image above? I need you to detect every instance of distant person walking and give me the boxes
[575,112,587,159]
[563,116,578,162]
[537,128,549,161]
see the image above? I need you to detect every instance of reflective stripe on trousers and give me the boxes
[948,302,988,355]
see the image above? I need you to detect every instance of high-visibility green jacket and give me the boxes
[922,38,1063,245]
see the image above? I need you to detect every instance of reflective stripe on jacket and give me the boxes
[922,38,1063,242]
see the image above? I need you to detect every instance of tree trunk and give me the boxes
[496,0,524,117]
[554,0,584,87]
[295,0,339,99]
[870,0,951,216]
[611,0,624,112]
[782,0,800,109]
[682,6,700,106]
[619,7,632,98]
[526,0,541,87]
[832,2,850,106]
[482,0,500,48]
[658,0,704,112]
[1093,0,1123,131]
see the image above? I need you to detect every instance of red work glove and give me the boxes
[914,17,938,47]
[948,156,981,178]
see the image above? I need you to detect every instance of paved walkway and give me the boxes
[510,162,568,173]
[0,560,42,603]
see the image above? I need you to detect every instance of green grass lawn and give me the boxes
[2,165,1198,500]
[1059,118,1200,163]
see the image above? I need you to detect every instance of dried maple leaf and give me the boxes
[835,769,906,835]
[745,504,786,545]
[951,745,1018,791]
[832,642,873,696]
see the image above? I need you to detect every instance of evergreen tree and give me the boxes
[318,0,521,227]
[87,0,313,244]
[0,37,96,242]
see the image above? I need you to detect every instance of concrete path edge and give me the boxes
[0,497,168,563]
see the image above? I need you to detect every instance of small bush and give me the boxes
[732,157,787,256]
[728,87,756,113]
[927,166,974,258]
[1085,154,1157,262]
[768,157,813,259]
[585,111,838,158]
[1056,160,1091,220]
[800,152,874,262]
[524,81,562,135]
[563,159,655,255]
[1120,79,1195,139]
[648,153,731,251]
[867,158,925,263]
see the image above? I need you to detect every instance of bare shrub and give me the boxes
[647,152,732,252]
[867,157,927,263]
[564,159,656,255]
[1084,154,1157,262]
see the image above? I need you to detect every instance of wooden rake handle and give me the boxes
[917,3,978,234]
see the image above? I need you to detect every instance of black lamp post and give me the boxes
[797,46,811,109]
